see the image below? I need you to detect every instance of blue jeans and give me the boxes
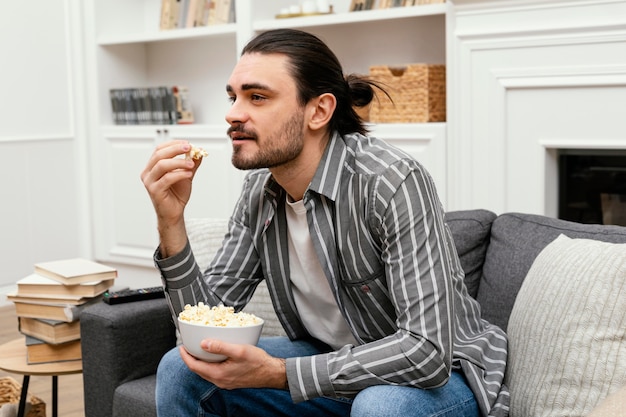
[155,337,479,417]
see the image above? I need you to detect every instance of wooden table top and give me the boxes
[0,338,82,376]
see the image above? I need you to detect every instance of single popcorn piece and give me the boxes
[178,303,262,327]
[186,144,208,160]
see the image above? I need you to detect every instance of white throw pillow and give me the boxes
[587,385,626,417]
[505,234,626,417]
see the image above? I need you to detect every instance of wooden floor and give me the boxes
[0,305,85,417]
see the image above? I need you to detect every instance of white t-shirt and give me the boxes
[285,197,359,350]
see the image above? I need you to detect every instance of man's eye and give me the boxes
[227,96,236,104]
[251,94,265,102]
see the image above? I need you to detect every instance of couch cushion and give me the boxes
[445,209,497,299]
[113,374,157,417]
[505,234,626,417]
[186,217,230,271]
[476,213,626,332]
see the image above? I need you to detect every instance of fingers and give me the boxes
[178,339,244,368]
[179,342,239,388]
[201,339,246,359]
[140,140,200,204]
[179,342,285,390]
[140,140,192,184]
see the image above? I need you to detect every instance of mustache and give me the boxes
[227,125,257,139]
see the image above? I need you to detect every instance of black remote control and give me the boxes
[103,286,165,305]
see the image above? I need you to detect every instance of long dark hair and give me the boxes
[242,29,384,136]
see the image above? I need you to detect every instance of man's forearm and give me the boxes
[158,217,188,258]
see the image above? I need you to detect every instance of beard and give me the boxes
[229,110,305,171]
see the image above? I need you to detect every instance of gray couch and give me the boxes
[80,210,626,417]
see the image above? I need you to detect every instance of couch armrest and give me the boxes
[80,298,176,417]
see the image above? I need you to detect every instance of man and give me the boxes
[141,29,509,417]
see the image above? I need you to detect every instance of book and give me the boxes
[34,258,117,285]
[177,0,191,28]
[162,85,178,124]
[19,317,81,344]
[25,336,82,364]
[172,86,194,124]
[110,86,196,125]
[160,0,179,30]
[196,0,211,26]
[212,0,235,24]
[148,87,165,124]
[16,273,114,298]
[185,0,202,27]
[7,292,88,306]
[202,0,217,25]
[13,297,99,322]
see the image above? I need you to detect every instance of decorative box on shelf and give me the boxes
[365,64,446,123]
[0,376,46,417]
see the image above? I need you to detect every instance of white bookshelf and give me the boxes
[83,0,449,266]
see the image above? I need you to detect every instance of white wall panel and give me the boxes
[448,0,626,213]
[109,140,160,253]
[371,124,448,207]
[0,0,72,139]
[0,0,84,293]
[92,126,243,267]
[0,140,80,288]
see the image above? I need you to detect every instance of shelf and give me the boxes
[100,122,446,140]
[254,3,447,30]
[97,24,237,46]
[101,124,229,138]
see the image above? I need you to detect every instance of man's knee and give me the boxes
[350,378,479,417]
[351,386,414,417]
[156,347,202,399]
[157,347,183,380]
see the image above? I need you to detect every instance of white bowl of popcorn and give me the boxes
[177,303,264,362]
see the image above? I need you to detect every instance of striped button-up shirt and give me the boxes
[156,132,509,416]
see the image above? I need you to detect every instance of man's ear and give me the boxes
[307,93,336,131]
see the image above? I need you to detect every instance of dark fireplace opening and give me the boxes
[558,149,626,226]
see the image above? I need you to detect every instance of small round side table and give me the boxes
[0,338,82,417]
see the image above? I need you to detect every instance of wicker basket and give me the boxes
[0,377,46,417]
[366,64,446,123]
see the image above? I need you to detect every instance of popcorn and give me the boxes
[178,303,261,327]
[186,144,208,160]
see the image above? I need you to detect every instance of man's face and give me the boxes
[226,53,305,171]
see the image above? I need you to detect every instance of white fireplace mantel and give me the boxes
[446,0,626,216]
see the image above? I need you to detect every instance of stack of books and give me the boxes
[349,0,445,11]
[109,85,194,126]
[8,258,117,364]
[159,0,235,30]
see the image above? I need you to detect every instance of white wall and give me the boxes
[0,0,85,297]
[0,1,162,305]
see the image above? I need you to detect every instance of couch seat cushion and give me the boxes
[113,374,157,417]
[505,234,626,417]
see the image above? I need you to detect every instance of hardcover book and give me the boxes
[34,258,117,285]
[25,336,82,364]
[13,297,99,322]
[7,292,87,306]
[16,274,114,298]
[19,317,81,344]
